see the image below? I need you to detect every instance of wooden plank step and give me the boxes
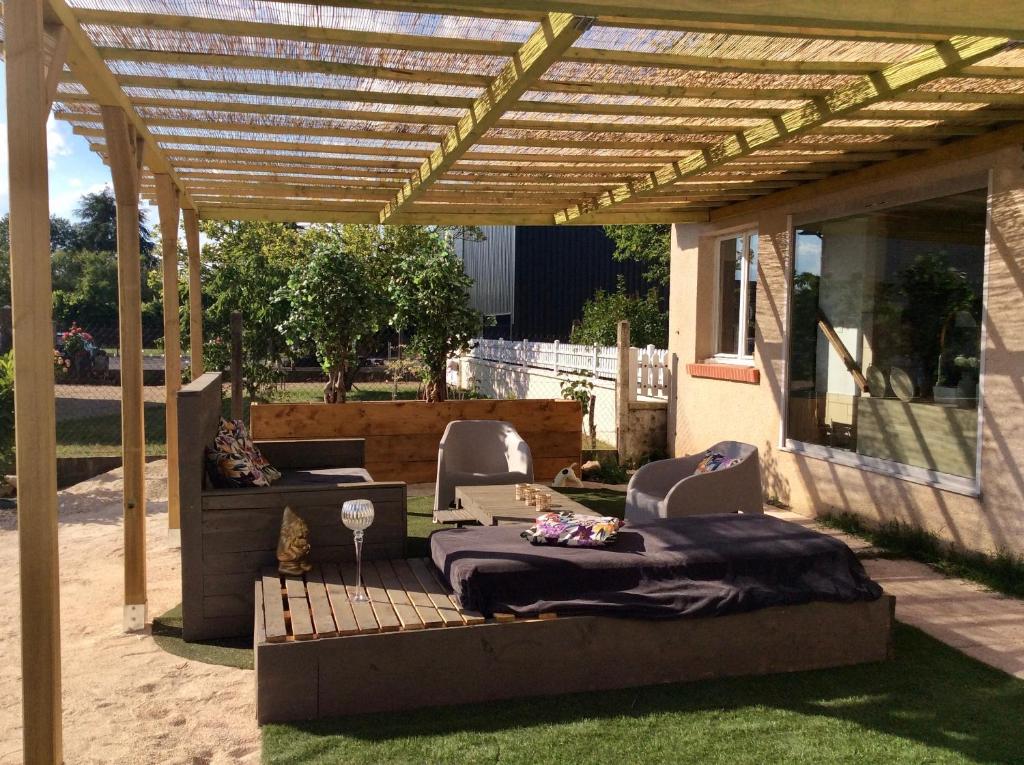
[360,560,401,633]
[321,563,359,636]
[374,560,424,631]
[284,574,315,640]
[391,558,445,628]
[434,507,477,524]
[260,568,288,643]
[340,563,380,634]
[305,567,338,638]
[406,558,466,627]
[421,558,486,624]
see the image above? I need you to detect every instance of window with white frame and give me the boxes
[714,231,759,361]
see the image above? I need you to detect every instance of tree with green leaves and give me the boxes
[279,226,384,403]
[73,188,155,262]
[571,275,667,348]
[199,220,302,401]
[387,227,484,402]
[603,224,671,286]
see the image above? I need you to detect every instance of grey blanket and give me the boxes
[430,513,882,618]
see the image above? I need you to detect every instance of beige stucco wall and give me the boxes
[669,143,1024,556]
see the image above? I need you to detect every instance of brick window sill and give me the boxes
[686,362,760,385]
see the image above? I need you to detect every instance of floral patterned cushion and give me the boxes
[521,511,623,548]
[205,418,278,488]
[693,451,736,475]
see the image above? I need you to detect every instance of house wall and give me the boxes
[669,143,1024,556]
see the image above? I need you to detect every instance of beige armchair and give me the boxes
[434,420,534,520]
[624,441,763,523]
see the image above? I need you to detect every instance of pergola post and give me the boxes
[100,104,148,632]
[5,0,63,761]
[183,208,204,379]
[155,175,182,541]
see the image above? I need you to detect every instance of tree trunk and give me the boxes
[425,369,447,403]
[338,358,347,403]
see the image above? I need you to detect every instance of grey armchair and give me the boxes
[433,420,534,520]
[624,441,763,523]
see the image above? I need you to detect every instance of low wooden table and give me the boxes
[454,483,599,525]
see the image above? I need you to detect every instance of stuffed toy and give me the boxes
[552,463,584,488]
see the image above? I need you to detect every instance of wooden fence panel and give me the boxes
[250,399,582,483]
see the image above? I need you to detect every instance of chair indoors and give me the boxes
[624,440,763,523]
[434,419,534,521]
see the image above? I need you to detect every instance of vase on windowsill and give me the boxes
[933,385,960,407]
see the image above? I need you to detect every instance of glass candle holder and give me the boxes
[536,491,553,512]
[522,485,537,505]
[515,483,529,501]
[341,499,375,603]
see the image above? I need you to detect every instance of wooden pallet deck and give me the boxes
[259,561,503,643]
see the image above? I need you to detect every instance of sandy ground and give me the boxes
[0,460,259,765]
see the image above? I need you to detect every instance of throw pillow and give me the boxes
[222,418,281,483]
[521,511,623,548]
[205,418,277,488]
[693,451,736,475]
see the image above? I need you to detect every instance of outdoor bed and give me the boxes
[255,514,892,723]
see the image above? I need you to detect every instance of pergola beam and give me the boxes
[41,24,71,117]
[46,0,195,210]
[379,12,595,222]
[100,104,149,632]
[154,175,182,541]
[98,43,1019,80]
[292,0,1024,38]
[5,1,64,761]
[555,34,1010,222]
[183,209,204,380]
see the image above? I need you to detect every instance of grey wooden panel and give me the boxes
[253,438,365,470]
[179,372,225,642]
[284,575,315,640]
[321,563,359,636]
[285,596,895,722]
[202,542,404,575]
[201,482,406,510]
[201,499,406,531]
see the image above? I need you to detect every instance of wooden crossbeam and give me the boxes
[95,47,494,89]
[99,42,1013,81]
[379,12,594,223]
[46,0,195,209]
[42,24,71,117]
[555,35,1010,223]
[198,206,711,225]
[291,0,1024,38]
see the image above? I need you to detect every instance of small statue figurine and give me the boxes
[277,506,312,575]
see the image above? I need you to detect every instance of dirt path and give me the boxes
[0,461,259,765]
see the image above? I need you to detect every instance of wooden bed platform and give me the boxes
[255,560,895,724]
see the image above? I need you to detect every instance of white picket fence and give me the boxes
[468,338,671,399]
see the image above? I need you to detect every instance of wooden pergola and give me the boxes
[5,1,1024,760]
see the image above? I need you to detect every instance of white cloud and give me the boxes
[46,115,72,170]
[50,181,108,220]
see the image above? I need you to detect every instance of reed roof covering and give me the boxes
[29,1,1024,223]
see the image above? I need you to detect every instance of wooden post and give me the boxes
[5,1,63,760]
[183,208,204,379]
[616,320,632,464]
[100,104,148,632]
[230,310,243,420]
[155,175,182,542]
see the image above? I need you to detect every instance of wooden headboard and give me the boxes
[249,399,583,483]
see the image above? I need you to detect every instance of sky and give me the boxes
[0,62,158,224]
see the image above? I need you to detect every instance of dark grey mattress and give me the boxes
[274,467,371,486]
[430,513,883,619]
